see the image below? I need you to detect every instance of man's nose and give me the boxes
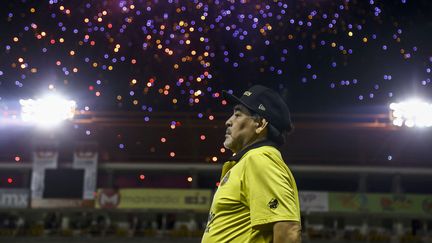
[225,116,233,127]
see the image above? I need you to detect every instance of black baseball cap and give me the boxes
[222,85,293,133]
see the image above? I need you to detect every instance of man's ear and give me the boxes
[256,118,268,134]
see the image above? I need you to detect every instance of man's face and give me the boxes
[223,104,258,153]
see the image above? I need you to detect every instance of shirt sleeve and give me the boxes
[242,152,300,227]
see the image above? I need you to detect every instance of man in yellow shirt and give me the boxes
[202,85,301,243]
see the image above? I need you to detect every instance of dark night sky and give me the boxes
[0,0,431,170]
[0,0,431,115]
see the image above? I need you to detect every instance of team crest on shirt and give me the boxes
[268,198,279,209]
[220,171,231,186]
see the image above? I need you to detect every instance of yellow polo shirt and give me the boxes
[202,145,300,243]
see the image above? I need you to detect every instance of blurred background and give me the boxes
[1,0,432,242]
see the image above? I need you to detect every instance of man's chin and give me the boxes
[224,141,238,154]
[223,139,232,150]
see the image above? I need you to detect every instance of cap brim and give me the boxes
[222,90,256,112]
[222,90,241,104]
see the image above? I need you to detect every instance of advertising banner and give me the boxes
[31,148,58,199]
[329,192,432,215]
[299,191,329,213]
[96,188,212,211]
[0,189,29,208]
[73,150,98,199]
[31,199,94,208]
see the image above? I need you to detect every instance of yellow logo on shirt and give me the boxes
[220,171,231,186]
[268,198,279,209]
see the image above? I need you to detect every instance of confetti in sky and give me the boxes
[0,0,431,160]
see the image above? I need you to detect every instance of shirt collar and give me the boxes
[228,139,279,162]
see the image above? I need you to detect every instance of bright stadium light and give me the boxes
[389,99,432,128]
[19,94,77,127]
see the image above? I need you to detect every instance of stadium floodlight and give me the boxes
[389,99,432,128]
[19,94,76,128]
